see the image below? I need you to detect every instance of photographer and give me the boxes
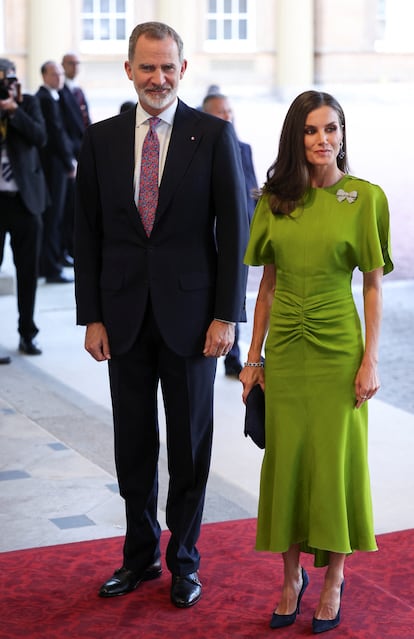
[0,58,48,359]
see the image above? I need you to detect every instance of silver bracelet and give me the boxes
[244,361,264,368]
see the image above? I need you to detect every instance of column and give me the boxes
[154,0,199,54]
[27,0,72,91]
[276,0,314,97]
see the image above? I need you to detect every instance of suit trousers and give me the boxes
[0,192,42,339]
[108,300,217,576]
[61,176,75,259]
[39,167,67,278]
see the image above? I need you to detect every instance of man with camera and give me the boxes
[0,58,48,359]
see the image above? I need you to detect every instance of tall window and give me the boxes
[205,0,256,52]
[375,0,386,44]
[375,0,414,52]
[81,0,131,53]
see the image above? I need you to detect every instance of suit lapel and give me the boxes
[155,101,203,227]
[109,109,147,235]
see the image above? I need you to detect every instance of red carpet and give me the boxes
[0,519,413,638]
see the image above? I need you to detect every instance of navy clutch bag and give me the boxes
[244,384,265,449]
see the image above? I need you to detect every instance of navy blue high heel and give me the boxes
[312,580,345,634]
[270,567,309,629]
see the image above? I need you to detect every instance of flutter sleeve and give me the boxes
[244,196,276,266]
[356,182,394,275]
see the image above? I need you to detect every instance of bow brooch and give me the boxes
[336,189,358,203]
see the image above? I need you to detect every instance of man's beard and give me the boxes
[139,86,175,110]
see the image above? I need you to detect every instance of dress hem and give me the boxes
[255,542,378,568]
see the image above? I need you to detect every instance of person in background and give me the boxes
[0,225,9,362]
[59,53,91,266]
[36,61,75,284]
[240,90,393,633]
[61,53,91,131]
[196,83,220,111]
[202,92,258,377]
[74,21,249,609]
[0,222,9,362]
[0,58,48,357]
[119,100,136,113]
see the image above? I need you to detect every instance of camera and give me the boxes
[0,70,17,100]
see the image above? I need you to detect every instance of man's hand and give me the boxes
[203,319,235,358]
[84,322,111,361]
[0,94,18,115]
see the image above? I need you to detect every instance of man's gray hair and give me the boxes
[128,22,184,63]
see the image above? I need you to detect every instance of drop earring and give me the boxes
[338,142,345,160]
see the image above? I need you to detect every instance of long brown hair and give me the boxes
[263,91,349,215]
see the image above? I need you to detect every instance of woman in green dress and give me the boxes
[240,91,393,634]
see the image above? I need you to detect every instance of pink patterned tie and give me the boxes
[138,117,161,237]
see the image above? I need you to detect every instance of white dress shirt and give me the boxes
[133,99,177,205]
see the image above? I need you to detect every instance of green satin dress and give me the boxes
[244,175,393,567]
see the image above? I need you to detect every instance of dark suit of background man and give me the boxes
[36,61,75,284]
[59,52,91,264]
[74,22,249,609]
[202,92,258,378]
[0,58,48,359]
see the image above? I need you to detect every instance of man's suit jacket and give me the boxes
[36,86,74,188]
[239,140,258,221]
[59,84,90,159]
[5,93,48,215]
[75,99,249,357]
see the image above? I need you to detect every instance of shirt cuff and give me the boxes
[214,318,236,326]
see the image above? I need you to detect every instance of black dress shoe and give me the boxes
[0,355,11,364]
[46,274,74,284]
[98,561,162,597]
[171,572,202,608]
[19,338,42,356]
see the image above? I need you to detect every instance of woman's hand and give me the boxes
[239,364,265,404]
[354,361,380,408]
[355,267,383,408]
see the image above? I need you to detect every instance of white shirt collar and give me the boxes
[135,99,178,128]
[65,78,78,91]
[43,85,60,101]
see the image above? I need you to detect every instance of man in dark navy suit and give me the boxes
[59,53,91,264]
[0,58,48,357]
[75,22,249,609]
[202,92,259,377]
[36,61,75,284]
